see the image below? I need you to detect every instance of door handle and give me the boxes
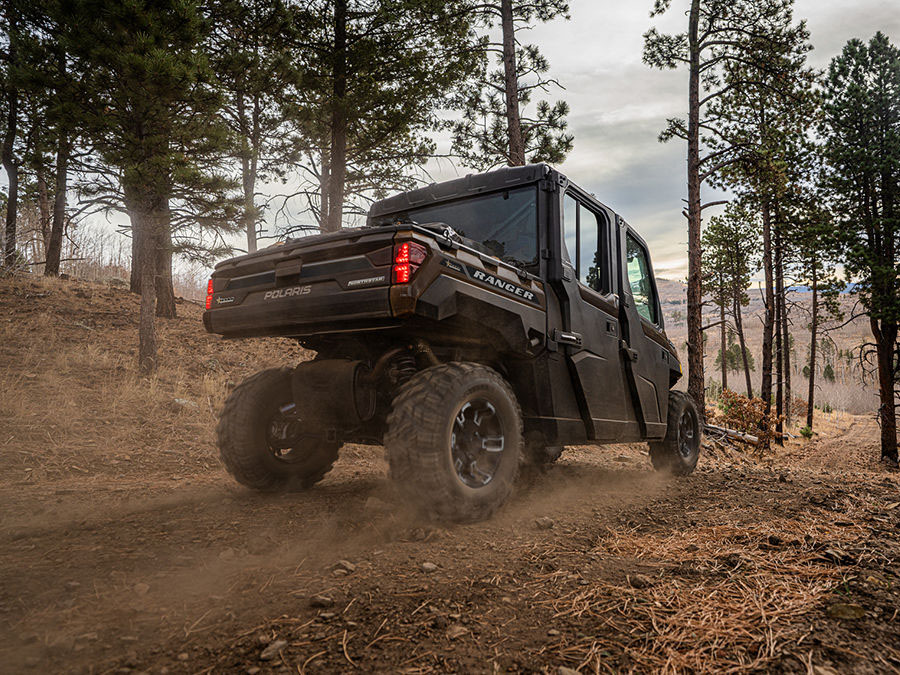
[553,329,583,347]
[620,340,639,362]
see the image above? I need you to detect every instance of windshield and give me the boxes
[403,187,538,267]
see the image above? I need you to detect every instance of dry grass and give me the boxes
[0,273,309,483]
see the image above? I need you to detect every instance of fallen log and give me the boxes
[703,423,759,445]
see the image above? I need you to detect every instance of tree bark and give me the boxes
[774,227,784,445]
[500,0,525,166]
[2,12,19,268]
[720,287,727,392]
[240,141,257,253]
[125,180,160,374]
[806,270,818,429]
[318,156,330,229]
[685,0,705,415]
[37,173,51,255]
[238,93,259,253]
[782,285,792,424]
[872,318,898,462]
[323,0,347,233]
[155,199,176,318]
[759,200,775,450]
[130,213,142,293]
[44,127,70,276]
[733,292,753,398]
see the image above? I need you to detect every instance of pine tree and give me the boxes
[1,1,24,268]
[448,0,572,171]
[644,0,810,415]
[287,0,478,233]
[700,4,814,443]
[63,0,238,372]
[790,202,841,430]
[208,0,298,253]
[820,33,900,465]
[702,202,761,397]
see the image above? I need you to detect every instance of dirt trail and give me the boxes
[1,276,899,673]
[2,439,900,674]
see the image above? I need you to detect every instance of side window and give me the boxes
[578,209,610,294]
[562,194,578,265]
[562,191,611,294]
[626,233,658,324]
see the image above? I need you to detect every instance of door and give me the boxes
[616,222,670,439]
[555,190,637,440]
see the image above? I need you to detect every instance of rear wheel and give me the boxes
[217,368,339,492]
[385,362,523,523]
[649,390,701,475]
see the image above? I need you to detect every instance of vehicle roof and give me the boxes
[366,164,551,224]
[366,163,627,227]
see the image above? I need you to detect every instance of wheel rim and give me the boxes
[266,402,311,463]
[678,407,696,459]
[451,398,506,488]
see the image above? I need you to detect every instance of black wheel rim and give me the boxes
[678,407,696,459]
[266,402,309,463]
[451,398,505,488]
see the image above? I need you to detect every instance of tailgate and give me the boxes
[204,228,399,338]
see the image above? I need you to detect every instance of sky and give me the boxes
[418,0,900,279]
[4,1,899,280]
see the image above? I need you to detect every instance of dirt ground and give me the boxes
[1,275,899,674]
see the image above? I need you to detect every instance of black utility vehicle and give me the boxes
[204,164,700,522]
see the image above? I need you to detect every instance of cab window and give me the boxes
[562,193,578,266]
[561,192,611,294]
[626,233,658,324]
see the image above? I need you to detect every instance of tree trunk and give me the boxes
[240,139,257,253]
[774,228,784,445]
[733,292,753,398]
[323,0,347,233]
[238,92,259,253]
[37,173,51,255]
[806,270,818,429]
[872,318,898,462]
[44,128,70,277]
[500,0,525,166]
[318,155,330,229]
[685,0,705,415]
[2,13,19,268]
[720,292,727,392]
[782,285,792,425]
[125,181,160,374]
[128,196,142,293]
[155,199,176,319]
[759,200,775,450]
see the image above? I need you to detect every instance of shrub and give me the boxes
[800,425,813,439]
[714,389,781,445]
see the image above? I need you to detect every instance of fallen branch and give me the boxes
[704,423,759,445]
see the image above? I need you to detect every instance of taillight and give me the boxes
[205,278,214,309]
[392,242,427,284]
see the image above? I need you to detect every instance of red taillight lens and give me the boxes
[392,242,427,284]
[205,278,214,309]
[394,263,411,284]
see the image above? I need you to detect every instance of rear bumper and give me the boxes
[204,284,393,337]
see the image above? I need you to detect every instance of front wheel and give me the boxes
[649,390,701,475]
[217,368,340,492]
[385,362,523,523]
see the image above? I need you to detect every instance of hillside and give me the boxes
[1,273,899,674]
[656,278,879,413]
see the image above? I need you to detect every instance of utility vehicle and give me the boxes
[204,164,700,522]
